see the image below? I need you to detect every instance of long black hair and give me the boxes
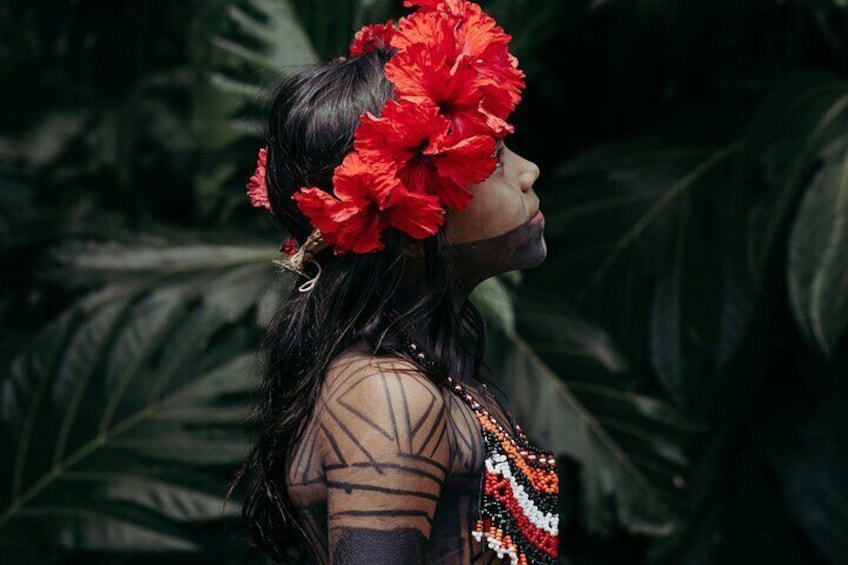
[235,49,489,561]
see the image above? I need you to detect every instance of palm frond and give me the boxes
[0,236,282,553]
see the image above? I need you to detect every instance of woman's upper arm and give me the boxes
[318,356,452,564]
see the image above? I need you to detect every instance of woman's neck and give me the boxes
[389,271,480,384]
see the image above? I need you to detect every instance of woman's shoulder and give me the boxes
[312,342,453,466]
[321,346,443,405]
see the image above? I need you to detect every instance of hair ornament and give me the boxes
[280,236,299,257]
[246,0,524,256]
[272,229,328,292]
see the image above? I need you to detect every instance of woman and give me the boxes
[238,2,559,564]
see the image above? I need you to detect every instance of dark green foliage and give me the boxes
[1,1,847,564]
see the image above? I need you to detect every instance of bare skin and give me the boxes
[286,143,544,564]
[286,349,487,564]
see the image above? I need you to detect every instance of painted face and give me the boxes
[445,142,546,278]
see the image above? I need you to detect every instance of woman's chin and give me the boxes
[533,235,548,267]
[514,233,547,270]
[449,222,547,277]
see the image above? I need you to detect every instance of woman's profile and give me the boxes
[236,1,559,563]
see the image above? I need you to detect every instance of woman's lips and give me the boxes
[529,210,544,224]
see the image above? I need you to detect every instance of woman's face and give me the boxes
[444,142,546,277]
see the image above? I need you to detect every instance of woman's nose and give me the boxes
[518,159,541,193]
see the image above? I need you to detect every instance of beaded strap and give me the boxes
[389,314,560,565]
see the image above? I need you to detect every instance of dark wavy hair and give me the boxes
[234,48,489,562]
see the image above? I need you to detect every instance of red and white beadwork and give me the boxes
[389,310,560,564]
[445,375,560,565]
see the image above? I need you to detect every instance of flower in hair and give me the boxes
[402,0,461,12]
[246,146,271,212]
[250,0,526,256]
[385,42,491,137]
[280,236,299,257]
[391,6,453,51]
[390,4,523,134]
[354,100,497,210]
[349,22,396,56]
[293,153,444,254]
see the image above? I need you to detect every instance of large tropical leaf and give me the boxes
[543,103,755,412]
[541,73,848,411]
[787,133,848,356]
[488,330,695,538]
[469,273,521,337]
[481,287,700,540]
[199,0,399,141]
[0,236,281,557]
[191,0,320,220]
[745,73,848,288]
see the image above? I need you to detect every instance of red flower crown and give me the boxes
[246,0,525,255]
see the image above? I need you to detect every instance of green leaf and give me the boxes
[548,114,754,409]
[218,0,318,71]
[787,134,848,356]
[488,330,697,538]
[643,141,757,408]
[47,236,277,289]
[190,0,320,219]
[746,75,848,287]
[14,501,200,551]
[470,275,517,336]
[0,236,277,552]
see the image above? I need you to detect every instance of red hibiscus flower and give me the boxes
[423,131,498,209]
[248,0,528,256]
[382,184,445,239]
[391,7,455,51]
[354,99,451,172]
[454,3,524,121]
[385,42,491,137]
[349,21,396,56]
[389,4,522,136]
[455,2,508,50]
[246,146,272,212]
[474,44,526,121]
[402,0,446,11]
[403,0,468,15]
[354,100,497,210]
[292,152,445,253]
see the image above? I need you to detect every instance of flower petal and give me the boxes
[350,21,396,56]
[246,147,272,211]
[354,100,452,195]
[428,133,498,187]
[385,186,445,238]
[292,187,343,244]
[332,152,398,207]
[335,207,385,254]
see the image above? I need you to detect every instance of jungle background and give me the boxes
[2,0,847,563]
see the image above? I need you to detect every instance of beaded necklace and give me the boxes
[392,320,560,565]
